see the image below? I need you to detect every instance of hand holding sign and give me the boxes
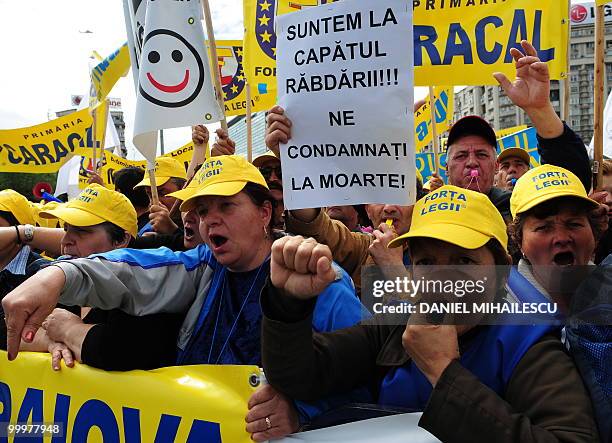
[265,105,292,158]
[212,129,236,156]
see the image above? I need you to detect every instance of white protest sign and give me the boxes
[277,0,415,210]
[275,413,440,442]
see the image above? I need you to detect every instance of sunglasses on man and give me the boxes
[259,166,282,180]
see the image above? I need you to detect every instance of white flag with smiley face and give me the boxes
[133,0,222,164]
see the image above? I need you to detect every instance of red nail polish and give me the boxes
[25,331,34,341]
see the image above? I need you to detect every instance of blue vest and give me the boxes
[378,268,557,409]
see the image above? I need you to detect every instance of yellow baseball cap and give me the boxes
[497,147,530,166]
[134,157,187,188]
[40,184,138,237]
[170,155,269,211]
[252,150,279,168]
[388,185,508,251]
[30,201,63,228]
[510,164,597,219]
[0,190,35,225]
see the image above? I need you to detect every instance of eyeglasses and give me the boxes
[259,166,282,180]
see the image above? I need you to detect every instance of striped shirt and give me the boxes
[3,246,31,275]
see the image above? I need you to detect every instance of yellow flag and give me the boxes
[0,351,259,443]
[414,87,454,152]
[495,125,528,138]
[93,99,109,148]
[208,40,271,115]
[78,140,207,189]
[90,43,131,104]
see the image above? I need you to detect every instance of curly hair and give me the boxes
[508,196,604,248]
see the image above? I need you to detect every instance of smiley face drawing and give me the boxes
[139,28,205,108]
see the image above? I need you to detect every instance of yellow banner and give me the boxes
[0,107,106,174]
[413,0,568,85]
[243,0,568,91]
[209,40,271,115]
[495,125,528,139]
[414,86,454,152]
[90,43,131,105]
[77,141,203,189]
[0,351,258,442]
[596,1,608,6]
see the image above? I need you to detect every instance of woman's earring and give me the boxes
[263,225,269,238]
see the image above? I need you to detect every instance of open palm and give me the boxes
[494,40,551,111]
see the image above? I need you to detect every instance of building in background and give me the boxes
[61,96,127,157]
[227,112,267,159]
[454,2,612,143]
[107,98,127,157]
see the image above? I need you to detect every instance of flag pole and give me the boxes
[148,169,160,205]
[562,0,571,122]
[99,99,109,155]
[246,82,253,162]
[428,86,440,174]
[593,3,605,190]
[201,0,229,132]
[91,109,98,175]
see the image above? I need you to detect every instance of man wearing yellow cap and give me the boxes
[134,157,187,235]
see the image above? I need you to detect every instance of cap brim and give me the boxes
[167,186,198,202]
[0,203,32,225]
[498,148,530,165]
[134,175,171,188]
[448,116,497,147]
[40,207,107,227]
[514,192,599,217]
[252,154,279,168]
[179,181,248,211]
[388,222,491,250]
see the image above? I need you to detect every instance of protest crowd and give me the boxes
[0,0,611,442]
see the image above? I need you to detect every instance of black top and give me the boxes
[537,122,591,192]
[80,308,184,371]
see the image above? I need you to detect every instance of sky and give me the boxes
[0,0,594,160]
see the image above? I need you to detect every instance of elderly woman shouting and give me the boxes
[2,155,366,441]
[507,164,611,441]
[259,185,599,443]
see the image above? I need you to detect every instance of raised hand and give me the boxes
[265,106,292,158]
[270,236,336,299]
